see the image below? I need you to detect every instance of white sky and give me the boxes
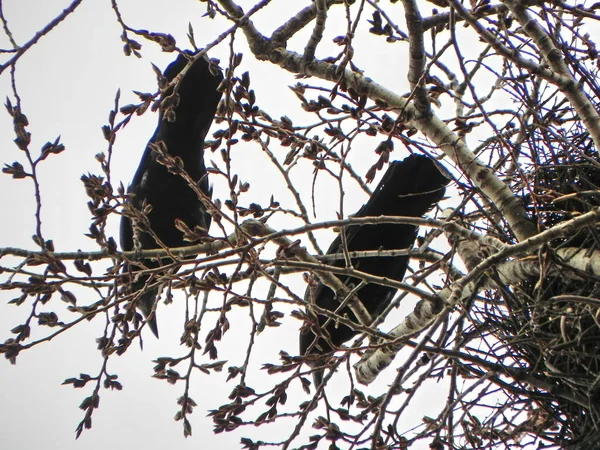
[0,1,472,449]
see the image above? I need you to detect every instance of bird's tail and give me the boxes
[125,268,161,338]
[137,287,160,338]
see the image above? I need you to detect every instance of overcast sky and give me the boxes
[0,1,460,449]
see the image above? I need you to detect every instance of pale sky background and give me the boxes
[0,1,465,449]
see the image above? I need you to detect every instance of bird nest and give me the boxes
[462,145,600,448]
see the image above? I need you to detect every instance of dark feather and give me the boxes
[120,53,223,337]
[300,154,449,384]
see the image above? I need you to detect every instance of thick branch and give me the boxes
[302,0,327,61]
[402,0,430,114]
[270,0,345,46]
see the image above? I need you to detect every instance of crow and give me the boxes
[299,154,449,385]
[120,52,223,337]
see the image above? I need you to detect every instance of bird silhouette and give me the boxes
[300,154,449,385]
[120,52,223,337]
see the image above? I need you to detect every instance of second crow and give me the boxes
[300,154,449,384]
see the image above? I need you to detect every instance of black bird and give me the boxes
[300,155,449,384]
[120,53,223,337]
